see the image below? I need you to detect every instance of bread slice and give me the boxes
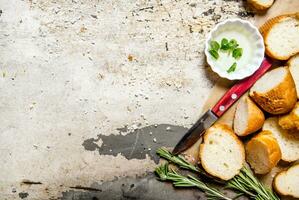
[274,164,299,198]
[279,102,299,130]
[259,13,299,60]
[247,0,274,11]
[200,124,245,180]
[263,117,299,162]
[246,130,281,174]
[234,96,265,136]
[249,67,297,114]
[288,54,299,98]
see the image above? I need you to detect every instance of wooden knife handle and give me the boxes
[211,58,272,117]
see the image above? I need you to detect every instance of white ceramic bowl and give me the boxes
[205,18,265,80]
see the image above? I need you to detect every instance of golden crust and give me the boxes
[199,124,245,180]
[259,13,299,60]
[250,67,297,114]
[263,117,299,162]
[246,130,281,174]
[273,164,299,198]
[247,0,274,11]
[279,102,299,130]
[287,54,299,99]
[239,97,265,136]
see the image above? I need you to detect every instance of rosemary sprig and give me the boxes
[156,148,199,173]
[155,163,232,200]
[156,148,280,200]
[227,168,280,200]
[156,148,224,184]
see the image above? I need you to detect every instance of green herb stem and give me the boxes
[227,168,280,200]
[156,148,200,173]
[156,148,223,183]
[156,148,280,200]
[155,164,232,200]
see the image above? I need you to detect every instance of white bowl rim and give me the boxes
[204,18,265,80]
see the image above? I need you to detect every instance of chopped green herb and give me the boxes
[210,38,243,62]
[232,48,243,59]
[227,62,237,73]
[220,38,229,50]
[210,40,220,51]
[228,39,238,50]
[209,49,219,59]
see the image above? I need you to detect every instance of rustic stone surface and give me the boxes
[0,0,253,199]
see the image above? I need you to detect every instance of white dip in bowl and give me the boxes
[205,18,265,80]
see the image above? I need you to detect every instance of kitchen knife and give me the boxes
[172,58,272,155]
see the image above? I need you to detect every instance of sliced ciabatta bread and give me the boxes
[234,96,265,136]
[263,117,299,162]
[259,13,299,60]
[247,0,274,11]
[246,130,281,174]
[249,67,297,114]
[200,124,245,180]
[274,164,299,198]
[279,102,299,130]
[288,54,299,98]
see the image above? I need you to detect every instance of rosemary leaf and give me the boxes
[155,164,232,200]
[156,148,199,173]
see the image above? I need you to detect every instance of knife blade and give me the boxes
[172,58,272,155]
[172,110,218,155]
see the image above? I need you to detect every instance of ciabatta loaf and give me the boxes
[234,96,265,136]
[274,164,299,198]
[279,102,299,130]
[246,130,281,174]
[263,117,299,162]
[249,67,297,114]
[247,0,274,11]
[200,124,245,180]
[288,54,299,98]
[260,13,299,60]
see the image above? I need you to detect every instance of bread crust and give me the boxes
[260,13,299,60]
[287,54,299,99]
[247,0,274,11]
[279,102,299,130]
[234,96,265,136]
[263,117,299,162]
[250,67,297,114]
[273,164,299,198]
[246,130,281,174]
[287,53,299,66]
[199,124,245,180]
